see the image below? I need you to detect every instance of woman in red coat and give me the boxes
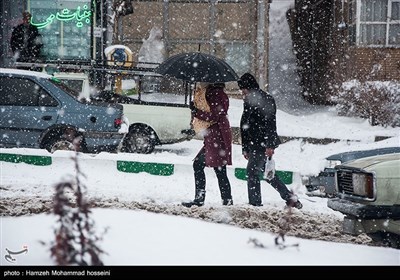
[182,83,233,207]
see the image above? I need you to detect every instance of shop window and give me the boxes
[29,0,92,60]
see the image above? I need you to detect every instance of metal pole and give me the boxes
[210,0,216,54]
[257,0,266,90]
[311,3,315,97]
[163,0,170,57]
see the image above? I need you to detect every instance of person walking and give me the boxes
[238,73,302,209]
[10,11,42,62]
[182,83,233,207]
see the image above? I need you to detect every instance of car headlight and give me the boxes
[352,173,374,199]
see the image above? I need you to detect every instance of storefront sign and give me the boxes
[31,5,91,29]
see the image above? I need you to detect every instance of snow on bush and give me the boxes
[50,153,107,266]
[331,80,400,127]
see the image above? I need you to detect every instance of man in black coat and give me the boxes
[10,11,42,62]
[238,73,302,209]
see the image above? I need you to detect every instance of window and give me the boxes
[0,77,57,106]
[59,79,84,94]
[357,0,400,46]
[29,0,92,60]
[224,42,252,76]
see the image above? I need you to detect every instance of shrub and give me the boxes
[50,152,106,266]
[331,80,400,127]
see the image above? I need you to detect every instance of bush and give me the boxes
[331,80,400,127]
[50,152,106,266]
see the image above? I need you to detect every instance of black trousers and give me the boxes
[246,149,292,205]
[193,148,232,202]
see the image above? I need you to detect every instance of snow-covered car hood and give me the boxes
[336,153,400,172]
[326,147,400,163]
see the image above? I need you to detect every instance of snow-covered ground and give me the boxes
[1,98,399,266]
[1,0,399,268]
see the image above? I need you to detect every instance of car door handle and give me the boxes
[42,115,52,121]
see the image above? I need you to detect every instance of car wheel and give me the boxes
[123,127,156,154]
[380,233,400,249]
[305,185,318,192]
[49,138,75,153]
[44,129,83,153]
[368,232,400,249]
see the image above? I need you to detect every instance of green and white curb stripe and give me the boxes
[234,168,293,185]
[117,162,292,184]
[1,152,294,184]
[117,161,174,176]
[0,153,52,166]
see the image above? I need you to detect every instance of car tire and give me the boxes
[47,138,75,153]
[43,129,84,153]
[385,233,400,249]
[305,185,318,192]
[368,232,400,249]
[122,126,156,154]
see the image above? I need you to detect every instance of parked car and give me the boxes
[302,147,400,197]
[94,90,194,154]
[327,153,400,249]
[0,68,127,153]
[53,71,194,154]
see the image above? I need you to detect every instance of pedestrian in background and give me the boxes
[238,73,302,209]
[182,83,233,207]
[10,11,42,62]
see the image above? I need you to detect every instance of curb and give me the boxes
[1,152,294,185]
[229,127,393,145]
[117,161,174,176]
[0,153,52,166]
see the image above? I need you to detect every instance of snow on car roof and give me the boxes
[0,68,52,79]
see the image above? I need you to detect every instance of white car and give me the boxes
[327,153,400,249]
[54,72,194,154]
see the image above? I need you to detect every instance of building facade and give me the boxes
[0,0,271,90]
[289,0,400,104]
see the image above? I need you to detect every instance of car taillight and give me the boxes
[114,118,123,128]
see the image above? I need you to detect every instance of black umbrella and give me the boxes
[155,52,239,83]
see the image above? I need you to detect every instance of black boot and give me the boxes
[285,197,303,209]
[182,190,205,208]
[182,200,204,207]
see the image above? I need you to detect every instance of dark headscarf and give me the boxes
[238,73,259,90]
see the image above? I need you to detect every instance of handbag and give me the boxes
[264,157,276,180]
[191,84,215,136]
